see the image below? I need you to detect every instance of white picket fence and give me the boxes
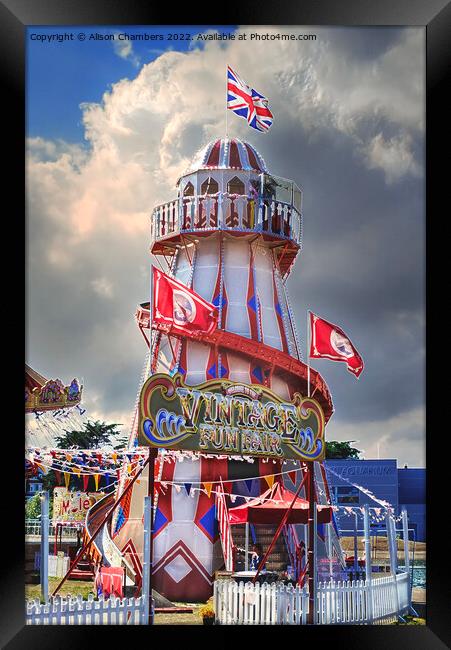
[214,572,410,625]
[26,594,150,625]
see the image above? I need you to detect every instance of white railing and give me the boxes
[25,519,80,538]
[214,580,309,625]
[214,573,410,625]
[151,194,302,248]
[26,594,150,625]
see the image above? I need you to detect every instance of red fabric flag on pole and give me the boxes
[309,312,364,378]
[152,267,218,337]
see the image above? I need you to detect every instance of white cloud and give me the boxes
[91,277,114,298]
[327,406,425,467]
[113,34,140,67]
[365,133,422,183]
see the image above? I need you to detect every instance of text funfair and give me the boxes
[138,374,326,461]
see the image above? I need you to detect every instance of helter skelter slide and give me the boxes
[86,137,345,602]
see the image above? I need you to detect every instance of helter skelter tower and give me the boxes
[110,137,335,602]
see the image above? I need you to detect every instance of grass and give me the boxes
[26,577,95,602]
[155,604,203,625]
[392,616,426,625]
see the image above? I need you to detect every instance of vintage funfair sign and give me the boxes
[138,373,326,462]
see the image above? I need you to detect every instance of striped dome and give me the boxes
[183,138,268,176]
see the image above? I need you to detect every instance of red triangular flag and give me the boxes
[309,311,364,378]
[152,267,218,337]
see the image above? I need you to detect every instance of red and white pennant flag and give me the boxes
[152,267,218,337]
[309,311,364,378]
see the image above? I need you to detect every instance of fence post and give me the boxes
[385,508,401,619]
[245,522,249,571]
[141,495,152,624]
[40,491,49,604]
[401,508,410,602]
[363,504,373,623]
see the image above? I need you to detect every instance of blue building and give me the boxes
[398,467,426,542]
[323,459,426,542]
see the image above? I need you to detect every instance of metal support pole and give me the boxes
[147,449,157,624]
[40,491,49,604]
[354,510,359,574]
[386,508,401,619]
[326,522,333,581]
[307,462,315,624]
[245,522,249,571]
[142,495,152,625]
[401,508,414,614]
[363,504,373,623]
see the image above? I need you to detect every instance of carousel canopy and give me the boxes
[25,364,48,391]
[228,483,332,526]
[25,364,83,413]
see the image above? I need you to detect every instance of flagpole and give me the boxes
[150,264,154,365]
[307,310,311,398]
[225,66,228,138]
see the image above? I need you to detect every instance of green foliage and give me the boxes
[25,492,54,518]
[325,441,362,460]
[41,420,126,493]
[54,420,124,450]
[25,494,41,519]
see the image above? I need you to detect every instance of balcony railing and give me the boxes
[150,193,302,247]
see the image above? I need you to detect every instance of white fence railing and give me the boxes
[26,594,149,625]
[214,572,410,625]
[25,519,81,538]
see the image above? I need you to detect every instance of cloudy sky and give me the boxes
[26,25,425,466]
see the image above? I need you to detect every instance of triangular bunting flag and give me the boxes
[184,483,192,496]
[288,471,297,485]
[94,474,100,491]
[54,470,61,485]
[83,474,89,491]
[64,472,70,490]
[263,474,275,489]
[203,482,213,498]
[244,479,253,492]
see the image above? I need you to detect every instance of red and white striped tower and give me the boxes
[110,137,335,602]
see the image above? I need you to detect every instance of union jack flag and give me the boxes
[227,66,273,132]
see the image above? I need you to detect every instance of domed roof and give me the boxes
[182,137,268,177]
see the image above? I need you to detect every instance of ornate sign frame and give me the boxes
[138,373,325,462]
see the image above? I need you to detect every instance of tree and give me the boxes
[41,420,126,493]
[25,493,41,519]
[54,419,125,450]
[325,440,362,460]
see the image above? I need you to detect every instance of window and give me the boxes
[201,177,218,195]
[183,181,194,196]
[333,486,360,505]
[227,176,245,195]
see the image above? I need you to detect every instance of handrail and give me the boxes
[150,193,302,248]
